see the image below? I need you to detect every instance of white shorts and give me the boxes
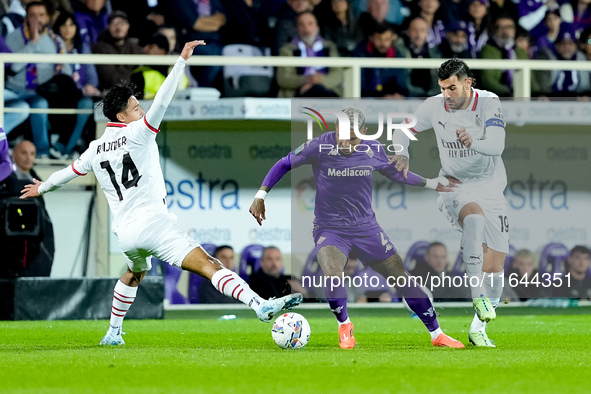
[115,213,200,272]
[437,189,509,254]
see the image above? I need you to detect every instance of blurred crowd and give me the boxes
[2,0,591,157]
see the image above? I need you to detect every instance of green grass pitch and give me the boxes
[1,310,590,393]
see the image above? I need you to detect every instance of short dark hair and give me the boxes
[262,246,280,259]
[296,11,317,25]
[373,22,394,36]
[101,84,137,122]
[214,245,233,257]
[570,245,590,257]
[426,242,446,254]
[26,1,47,13]
[436,58,474,84]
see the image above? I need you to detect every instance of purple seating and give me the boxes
[238,244,265,281]
[301,249,323,295]
[152,258,189,305]
[539,243,569,275]
[403,241,430,271]
[188,243,217,304]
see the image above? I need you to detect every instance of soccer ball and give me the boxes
[271,312,311,349]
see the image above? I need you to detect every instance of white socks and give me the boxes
[338,317,351,326]
[470,270,503,332]
[108,280,138,336]
[461,214,487,300]
[429,327,443,340]
[211,269,263,310]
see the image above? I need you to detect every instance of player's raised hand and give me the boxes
[249,198,266,226]
[456,127,472,148]
[180,40,206,60]
[20,179,43,199]
[388,155,409,179]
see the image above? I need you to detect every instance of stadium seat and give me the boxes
[301,249,323,296]
[238,244,265,281]
[403,241,430,271]
[188,243,217,304]
[538,243,570,275]
[504,244,516,274]
[155,258,190,304]
[222,44,273,97]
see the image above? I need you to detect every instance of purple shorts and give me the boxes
[313,226,397,265]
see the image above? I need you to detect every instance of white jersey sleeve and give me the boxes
[470,95,505,156]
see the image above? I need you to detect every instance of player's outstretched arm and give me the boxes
[249,187,269,226]
[248,155,292,226]
[144,40,206,130]
[20,165,79,199]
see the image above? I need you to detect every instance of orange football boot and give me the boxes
[338,322,356,349]
[432,333,465,348]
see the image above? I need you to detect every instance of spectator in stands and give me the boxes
[248,246,308,299]
[479,15,528,96]
[0,35,29,135]
[353,22,409,97]
[277,11,343,97]
[353,0,408,26]
[516,26,533,58]
[580,26,591,60]
[409,0,445,48]
[321,0,364,57]
[53,11,98,158]
[220,0,269,47]
[439,0,470,27]
[466,0,490,58]
[1,0,28,37]
[131,33,189,100]
[572,0,591,36]
[169,0,226,87]
[553,245,591,299]
[440,21,473,58]
[488,0,518,23]
[92,11,143,91]
[72,0,108,46]
[534,9,562,55]
[0,127,11,182]
[409,242,465,301]
[111,0,168,45]
[157,25,177,53]
[273,0,311,55]
[198,245,240,304]
[403,17,440,97]
[4,1,71,158]
[0,140,54,278]
[518,0,565,40]
[534,23,590,97]
[358,0,396,37]
[508,249,547,300]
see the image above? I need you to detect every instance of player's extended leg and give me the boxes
[182,247,302,323]
[369,254,464,348]
[469,246,506,347]
[100,268,146,346]
[317,245,355,349]
[458,203,495,323]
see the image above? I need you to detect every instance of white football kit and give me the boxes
[394,88,509,253]
[38,57,199,271]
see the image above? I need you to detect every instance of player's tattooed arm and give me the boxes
[387,155,409,179]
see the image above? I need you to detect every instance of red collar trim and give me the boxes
[471,91,479,111]
[107,122,127,128]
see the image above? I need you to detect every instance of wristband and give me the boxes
[255,190,268,200]
[425,176,449,190]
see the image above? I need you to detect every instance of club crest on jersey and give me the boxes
[295,141,311,155]
[366,148,374,158]
[475,114,482,128]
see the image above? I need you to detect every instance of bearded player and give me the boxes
[392,58,509,347]
[250,107,465,349]
[21,41,303,345]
